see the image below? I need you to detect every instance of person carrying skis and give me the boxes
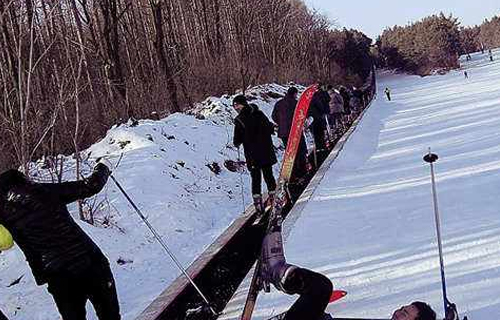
[233,95,277,213]
[385,87,392,101]
[0,163,121,320]
[271,87,308,181]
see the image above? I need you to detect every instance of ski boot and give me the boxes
[253,194,265,217]
[265,190,276,209]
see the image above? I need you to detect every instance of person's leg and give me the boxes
[282,268,333,320]
[87,263,121,320]
[262,166,277,193]
[47,275,88,320]
[249,167,262,196]
[250,167,264,212]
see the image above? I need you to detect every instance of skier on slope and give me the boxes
[233,95,277,214]
[0,163,121,320]
[385,87,392,101]
[271,87,308,181]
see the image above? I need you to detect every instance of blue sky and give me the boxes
[303,0,500,40]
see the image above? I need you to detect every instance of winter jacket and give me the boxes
[0,164,111,285]
[308,90,330,125]
[328,90,344,114]
[234,104,277,169]
[272,94,298,139]
[339,87,351,114]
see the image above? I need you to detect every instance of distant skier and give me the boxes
[233,95,277,213]
[489,49,494,62]
[0,163,121,320]
[385,87,392,101]
[271,87,308,180]
[464,71,468,79]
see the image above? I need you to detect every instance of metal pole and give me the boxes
[423,149,452,319]
[109,175,218,316]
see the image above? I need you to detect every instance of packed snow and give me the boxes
[222,48,500,320]
[0,84,295,319]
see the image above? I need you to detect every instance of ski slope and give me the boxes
[223,49,500,320]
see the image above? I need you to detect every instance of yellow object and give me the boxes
[0,224,14,251]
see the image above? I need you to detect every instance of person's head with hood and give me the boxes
[286,87,298,100]
[232,94,249,113]
[0,169,27,196]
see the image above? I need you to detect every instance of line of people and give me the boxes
[232,83,376,217]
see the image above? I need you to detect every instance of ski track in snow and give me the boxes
[222,48,500,320]
[0,84,297,319]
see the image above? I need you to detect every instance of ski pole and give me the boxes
[423,149,455,320]
[109,174,218,316]
[237,148,246,213]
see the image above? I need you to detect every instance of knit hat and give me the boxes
[232,94,248,107]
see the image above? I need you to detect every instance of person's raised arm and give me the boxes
[45,163,111,205]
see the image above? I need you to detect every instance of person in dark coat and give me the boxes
[0,163,120,320]
[385,87,392,101]
[339,86,351,123]
[271,87,308,180]
[233,95,277,212]
[308,87,330,152]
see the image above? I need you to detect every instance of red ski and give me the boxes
[241,84,319,320]
[266,289,347,320]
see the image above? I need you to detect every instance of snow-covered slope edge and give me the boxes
[0,83,300,319]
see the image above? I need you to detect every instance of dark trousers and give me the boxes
[47,262,121,320]
[281,137,308,180]
[386,92,391,101]
[283,268,333,320]
[250,166,277,195]
[312,120,327,151]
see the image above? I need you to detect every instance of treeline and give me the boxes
[375,13,461,75]
[0,0,373,172]
[460,15,500,54]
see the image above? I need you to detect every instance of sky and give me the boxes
[303,0,500,40]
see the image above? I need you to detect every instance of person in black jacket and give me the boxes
[308,87,331,154]
[233,95,277,213]
[0,163,120,320]
[271,87,308,180]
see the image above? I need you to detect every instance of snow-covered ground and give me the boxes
[0,84,295,319]
[223,48,500,320]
